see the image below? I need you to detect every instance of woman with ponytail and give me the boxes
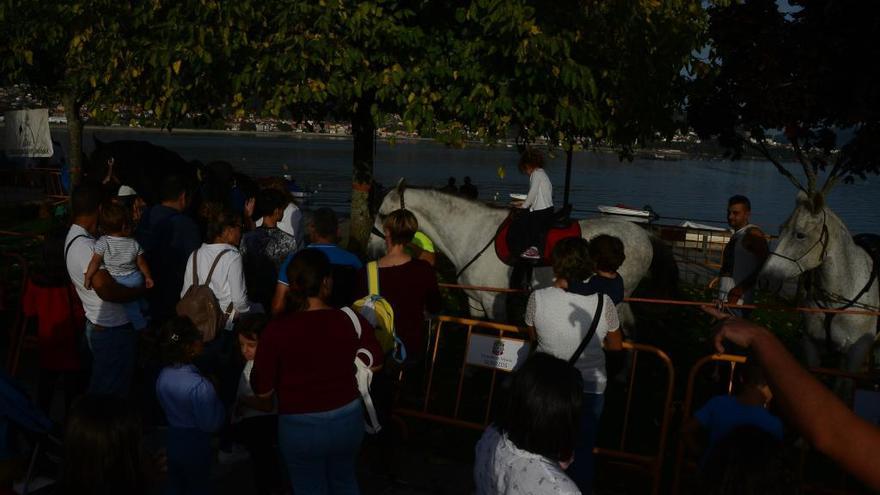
[251,249,383,494]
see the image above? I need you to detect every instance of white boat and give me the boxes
[291,191,311,200]
[679,221,729,232]
[597,205,653,218]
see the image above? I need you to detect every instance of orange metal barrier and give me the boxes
[1,252,29,375]
[393,315,676,495]
[394,316,527,430]
[671,353,747,495]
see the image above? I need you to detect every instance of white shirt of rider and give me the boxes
[522,168,553,212]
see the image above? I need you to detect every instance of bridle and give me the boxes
[768,209,829,275]
[369,188,407,240]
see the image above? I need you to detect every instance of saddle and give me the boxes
[494,209,582,267]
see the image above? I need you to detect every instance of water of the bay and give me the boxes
[58,128,880,234]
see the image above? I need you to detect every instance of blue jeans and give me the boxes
[278,399,364,495]
[85,321,135,396]
[165,427,214,495]
[569,392,605,494]
[115,271,148,330]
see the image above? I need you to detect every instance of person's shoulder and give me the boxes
[410,258,434,272]
[169,211,198,228]
[311,244,362,268]
[745,225,767,238]
[701,394,735,413]
[534,285,563,298]
[332,246,363,268]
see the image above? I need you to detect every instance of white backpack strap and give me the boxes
[359,370,381,434]
[341,306,381,434]
[341,306,362,339]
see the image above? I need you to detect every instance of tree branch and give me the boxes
[791,136,816,192]
[747,138,806,192]
[821,152,845,196]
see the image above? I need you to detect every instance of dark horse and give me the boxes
[85,138,200,204]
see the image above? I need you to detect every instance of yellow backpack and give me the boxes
[352,261,406,363]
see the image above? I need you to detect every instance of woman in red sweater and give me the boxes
[251,249,382,494]
[354,209,442,362]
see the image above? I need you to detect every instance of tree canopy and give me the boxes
[688,0,880,194]
[3,0,708,247]
[441,0,704,154]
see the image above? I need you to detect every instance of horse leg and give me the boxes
[836,333,876,399]
[801,336,821,369]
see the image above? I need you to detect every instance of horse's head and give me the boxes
[367,178,407,258]
[759,191,829,291]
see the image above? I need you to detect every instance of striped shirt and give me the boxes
[94,235,143,277]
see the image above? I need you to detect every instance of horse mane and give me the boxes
[402,185,509,211]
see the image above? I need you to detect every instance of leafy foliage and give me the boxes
[442,0,705,154]
[688,0,880,192]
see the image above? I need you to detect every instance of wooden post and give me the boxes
[563,143,573,208]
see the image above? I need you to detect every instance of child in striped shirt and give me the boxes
[84,202,153,329]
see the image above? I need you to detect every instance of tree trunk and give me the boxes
[62,93,84,186]
[349,98,376,254]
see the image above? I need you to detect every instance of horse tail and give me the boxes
[645,233,679,300]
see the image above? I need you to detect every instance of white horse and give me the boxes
[367,183,676,325]
[759,191,879,374]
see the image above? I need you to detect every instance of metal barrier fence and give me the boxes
[672,354,875,495]
[1,252,29,375]
[0,167,68,206]
[393,315,676,495]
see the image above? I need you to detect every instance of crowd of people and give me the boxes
[30,169,442,494]
[4,150,880,495]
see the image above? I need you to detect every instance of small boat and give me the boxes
[597,205,652,218]
[679,221,729,232]
[291,191,311,201]
[597,204,656,223]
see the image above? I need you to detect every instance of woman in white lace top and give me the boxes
[474,353,583,495]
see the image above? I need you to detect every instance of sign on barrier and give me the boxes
[465,334,530,372]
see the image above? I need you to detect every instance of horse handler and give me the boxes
[715,195,769,317]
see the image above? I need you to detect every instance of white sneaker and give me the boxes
[520,246,541,260]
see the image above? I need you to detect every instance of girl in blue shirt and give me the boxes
[156,316,226,495]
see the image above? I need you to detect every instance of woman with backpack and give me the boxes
[524,237,623,494]
[251,249,383,494]
[179,209,252,324]
[353,208,442,363]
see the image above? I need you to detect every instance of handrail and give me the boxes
[438,283,880,317]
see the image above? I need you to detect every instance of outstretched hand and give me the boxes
[726,286,744,305]
[702,305,763,354]
[244,197,256,219]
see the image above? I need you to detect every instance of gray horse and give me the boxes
[759,191,879,375]
[368,182,676,326]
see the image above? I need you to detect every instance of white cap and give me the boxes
[117,185,138,197]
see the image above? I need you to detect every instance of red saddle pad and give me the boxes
[494,214,582,266]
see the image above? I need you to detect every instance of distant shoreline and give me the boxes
[4,123,780,162]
